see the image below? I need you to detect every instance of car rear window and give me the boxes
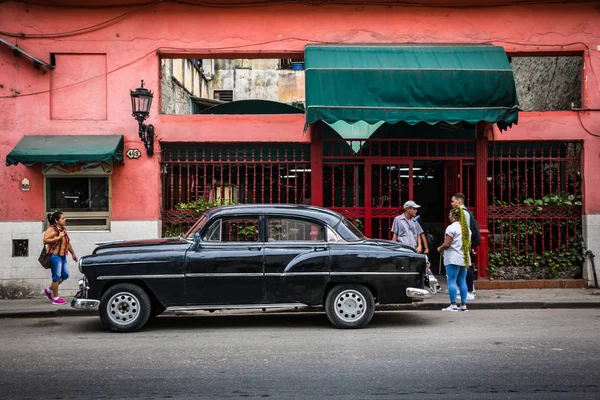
[337,218,365,241]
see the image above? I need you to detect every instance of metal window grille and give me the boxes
[12,239,29,257]
[280,58,305,69]
[213,90,233,102]
[161,143,311,236]
[487,141,583,279]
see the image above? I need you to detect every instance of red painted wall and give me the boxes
[1,1,599,220]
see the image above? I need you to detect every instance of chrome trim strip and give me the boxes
[263,242,327,246]
[94,240,125,246]
[167,303,308,312]
[265,272,330,277]
[185,273,263,278]
[331,271,419,276]
[89,260,170,267]
[200,242,263,246]
[97,274,184,280]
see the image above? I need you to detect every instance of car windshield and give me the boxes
[336,218,366,241]
[183,214,208,240]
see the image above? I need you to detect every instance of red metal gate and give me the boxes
[161,143,311,236]
[323,138,476,239]
[368,159,412,239]
[487,141,583,279]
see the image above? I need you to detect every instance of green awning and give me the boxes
[305,45,519,132]
[6,135,124,166]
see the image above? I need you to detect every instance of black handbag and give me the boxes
[38,246,51,269]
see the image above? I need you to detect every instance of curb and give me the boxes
[0,309,98,319]
[377,302,600,311]
[2,301,600,319]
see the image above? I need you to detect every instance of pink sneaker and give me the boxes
[43,288,53,302]
[52,297,66,305]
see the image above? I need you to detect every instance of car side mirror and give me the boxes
[193,232,200,245]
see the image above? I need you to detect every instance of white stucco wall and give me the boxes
[0,221,161,298]
[583,215,600,288]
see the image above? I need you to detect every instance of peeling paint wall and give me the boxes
[512,56,582,111]
[211,59,304,103]
[161,59,211,114]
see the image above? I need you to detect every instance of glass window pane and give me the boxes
[46,177,108,212]
[67,218,108,226]
[268,218,324,241]
[223,218,259,242]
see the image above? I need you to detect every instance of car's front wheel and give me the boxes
[99,283,151,333]
[325,284,375,329]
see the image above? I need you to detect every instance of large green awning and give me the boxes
[305,45,519,132]
[6,135,124,166]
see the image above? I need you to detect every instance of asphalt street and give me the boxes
[1,309,599,399]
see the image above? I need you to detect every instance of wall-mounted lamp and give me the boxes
[130,80,155,156]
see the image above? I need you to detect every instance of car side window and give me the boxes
[268,217,325,242]
[202,219,222,242]
[203,217,259,242]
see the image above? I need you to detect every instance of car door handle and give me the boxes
[314,246,327,252]
[248,246,262,251]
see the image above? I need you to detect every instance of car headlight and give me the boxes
[78,257,83,273]
[78,276,90,298]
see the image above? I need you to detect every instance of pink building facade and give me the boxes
[1,0,599,295]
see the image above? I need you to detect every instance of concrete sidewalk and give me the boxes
[1,287,599,319]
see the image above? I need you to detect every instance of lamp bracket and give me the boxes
[138,122,155,156]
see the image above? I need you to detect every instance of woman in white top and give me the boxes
[437,208,471,312]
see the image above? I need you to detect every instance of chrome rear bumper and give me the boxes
[406,287,435,300]
[71,297,100,310]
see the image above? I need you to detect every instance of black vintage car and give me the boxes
[72,204,436,332]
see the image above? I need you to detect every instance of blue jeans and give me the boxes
[50,254,69,282]
[446,264,467,304]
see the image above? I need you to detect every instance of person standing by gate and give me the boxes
[451,193,481,300]
[437,208,471,311]
[391,200,424,253]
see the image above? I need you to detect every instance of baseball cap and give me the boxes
[403,200,421,209]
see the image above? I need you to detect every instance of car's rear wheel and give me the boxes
[325,284,374,329]
[99,283,151,333]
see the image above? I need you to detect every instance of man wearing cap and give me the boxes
[391,200,424,253]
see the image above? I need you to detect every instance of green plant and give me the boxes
[176,198,235,211]
[523,193,582,210]
[352,218,364,233]
[238,224,258,240]
[163,198,237,237]
[488,193,583,279]
[163,226,188,238]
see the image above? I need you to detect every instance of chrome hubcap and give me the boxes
[107,292,140,326]
[334,289,366,322]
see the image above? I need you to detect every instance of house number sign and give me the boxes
[126,149,142,159]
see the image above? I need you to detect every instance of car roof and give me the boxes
[204,204,344,226]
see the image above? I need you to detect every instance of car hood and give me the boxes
[363,238,416,253]
[92,237,190,255]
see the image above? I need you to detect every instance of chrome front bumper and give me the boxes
[406,287,435,300]
[71,297,100,310]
